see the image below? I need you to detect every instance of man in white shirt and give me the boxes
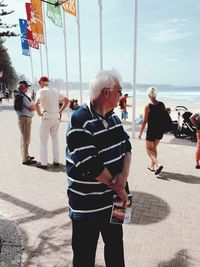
[35,76,69,169]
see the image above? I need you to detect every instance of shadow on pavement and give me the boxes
[158,171,200,184]
[162,136,196,147]
[27,163,66,173]
[157,249,193,267]
[42,163,66,173]
[0,191,71,266]
[130,191,170,225]
[21,222,72,267]
[0,191,68,225]
[0,217,22,267]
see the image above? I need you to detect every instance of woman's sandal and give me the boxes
[148,166,155,172]
[155,165,163,175]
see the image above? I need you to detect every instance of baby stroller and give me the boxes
[173,106,197,142]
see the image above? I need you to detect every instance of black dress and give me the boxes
[146,101,165,141]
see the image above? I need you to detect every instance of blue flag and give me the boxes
[19,19,30,56]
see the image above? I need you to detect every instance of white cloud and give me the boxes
[148,18,193,43]
[150,29,192,43]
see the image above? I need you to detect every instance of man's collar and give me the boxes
[89,102,113,119]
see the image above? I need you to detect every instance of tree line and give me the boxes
[0,0,18,92]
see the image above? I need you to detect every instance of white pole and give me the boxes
[132,0,138,138]
[29,48,34,83]
[76,0,83,104]
[42,1,50,77]
[63,9,69,98]
[98,0,103,70]
[39,45,44,75]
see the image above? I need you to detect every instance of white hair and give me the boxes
[147,87,157,98]
[89,69,122,101]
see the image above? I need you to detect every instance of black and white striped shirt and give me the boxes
[66,103,132,216]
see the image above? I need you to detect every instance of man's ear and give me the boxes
[102,88,108,96]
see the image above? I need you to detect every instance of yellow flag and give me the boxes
[30,0,44,44]
[62,0,77,16]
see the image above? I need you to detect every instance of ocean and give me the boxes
[59,85,200,122]
[129,86,200,110]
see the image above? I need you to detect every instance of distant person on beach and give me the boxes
[31,89,36,102]
[189,111,200,169]
[138,87,165,175]
[66,69,132,267]
[0,91,3,104]
[14,81,36,165]
[69,98,80,111]
[119,93,129,121]
[35,76,69,169]
[4,88,10,102]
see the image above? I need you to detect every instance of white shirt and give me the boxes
[196,109,200,115]
[36,86,65,119]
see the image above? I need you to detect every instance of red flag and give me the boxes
[25,3,39,49]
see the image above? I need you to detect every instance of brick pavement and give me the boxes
[0,101,200,267]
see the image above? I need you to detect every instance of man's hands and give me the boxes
[109,173,128,208]
[118,189,128,208]
[109,173,126,192]
[95,167,129,208]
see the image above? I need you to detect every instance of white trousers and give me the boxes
[40,118,60,166]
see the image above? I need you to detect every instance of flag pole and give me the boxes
[42,1,50,77]
[29,48,34,83]
[132,0,138,138]
[63,9,69,98]
[76,0,83,104]
[98,0,103,70]
[39,45,44,76]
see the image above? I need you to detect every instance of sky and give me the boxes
[3,0,200,86]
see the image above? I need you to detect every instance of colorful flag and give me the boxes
[19,19,30,56]
[30,0,44,44]
[25,3,39,49]
[47,0,63,27]
[62,0,77,16]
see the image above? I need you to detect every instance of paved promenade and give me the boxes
[0,100,200,267]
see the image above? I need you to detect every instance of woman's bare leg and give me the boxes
[195,131,200,166]
[146,140,158,170]
[152,140,160,168]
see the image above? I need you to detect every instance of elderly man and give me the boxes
[14,81,36,165]
[35,76,69,169]
[66,69,132,267]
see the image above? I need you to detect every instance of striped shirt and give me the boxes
[66,103,132,216]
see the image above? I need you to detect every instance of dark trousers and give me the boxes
[71,214,125,267]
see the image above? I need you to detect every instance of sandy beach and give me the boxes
[56,88,200,123]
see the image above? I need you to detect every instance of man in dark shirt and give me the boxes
[66,69,132,267]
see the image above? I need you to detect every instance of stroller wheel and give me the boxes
[174,131,181,138]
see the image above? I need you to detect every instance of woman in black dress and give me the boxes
[138,87,165,175]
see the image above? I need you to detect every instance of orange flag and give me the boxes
[30,0,44,44]
[62,0,77,16]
